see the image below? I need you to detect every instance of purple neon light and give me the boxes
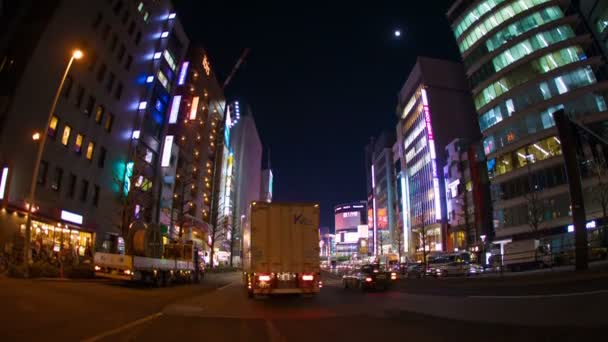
[178,61,190,86]
[421,88,442,221]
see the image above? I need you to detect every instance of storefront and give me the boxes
[25,220,94,258]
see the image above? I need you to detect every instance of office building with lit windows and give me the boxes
[159,47,225,250]
[365,130,398,255]
[448,0,608,250]
[396,57,479,258]
[0,0,187,253]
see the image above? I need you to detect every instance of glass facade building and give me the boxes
[448,0,608,246]
[395,57,480,259]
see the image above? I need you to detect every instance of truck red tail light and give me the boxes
[365,277,373,282]
[258,274,271,282]
[302,274,314,281]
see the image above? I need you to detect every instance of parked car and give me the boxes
[427,252,484,277]
[343,264,397,291]
[404,263,425,278]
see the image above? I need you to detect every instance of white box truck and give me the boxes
[243,201,321,297]
[503,239,551,271]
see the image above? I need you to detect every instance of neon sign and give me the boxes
[178,61,189,85]
[421,88,442,221]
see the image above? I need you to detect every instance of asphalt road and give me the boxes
[1,272,607,341]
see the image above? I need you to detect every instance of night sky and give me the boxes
[173,1,461,228]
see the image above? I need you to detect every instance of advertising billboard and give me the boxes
[335,211,361,231]
[377,208,388,230]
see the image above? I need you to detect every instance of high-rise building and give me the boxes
[229,101,262,265]
[0,0,187,255]
[159,47,225,255]
[365,130,398,255]
[334,201,367,257]
[443,138,493,252]
[260,169,273,203]
[579,0,608,64]
[448,0,608,251]
[396,57,479,258]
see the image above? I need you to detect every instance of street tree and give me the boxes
[205,215,227,268]
[171,172,197,239]
[455,159,476,248]
[111,159,153,242]
[591,153,608,246]
[525,160,545,240]
[392,223,404,262]
[415,215,429,267]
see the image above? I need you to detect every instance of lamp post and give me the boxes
[480,234,487,266]
[23,49,83,267]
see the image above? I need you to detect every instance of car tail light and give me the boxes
[391,272,397,280]
[258,274,271,282]
[365,277,372,282]
[302,274,314,281]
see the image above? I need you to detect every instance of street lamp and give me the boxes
[23,49,83,267]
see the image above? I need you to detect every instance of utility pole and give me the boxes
[554,110,588,271]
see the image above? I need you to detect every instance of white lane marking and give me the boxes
[217,282,235,291]
[470,289,608,299]
[82,312,163,342]
[265,319,284,342]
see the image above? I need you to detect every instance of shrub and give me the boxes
[29,261,59,278]
[7,261,59,278]
[8,264,28,278]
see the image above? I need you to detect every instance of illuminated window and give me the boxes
[48,115,59,137]
[74,134,84,153]
[86,142,95,160]
[157,70,170,91]
[478,66,596,131]
[491,26,574,72]
[458,0,552,53]
[596,8,608,33]
[474,46,585,110]
[95,105,104,124]
[61,126,71,146]
[145,149,153,164]
[453,0,508,39]
[163,50,177,71]
[484,7,564,53]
